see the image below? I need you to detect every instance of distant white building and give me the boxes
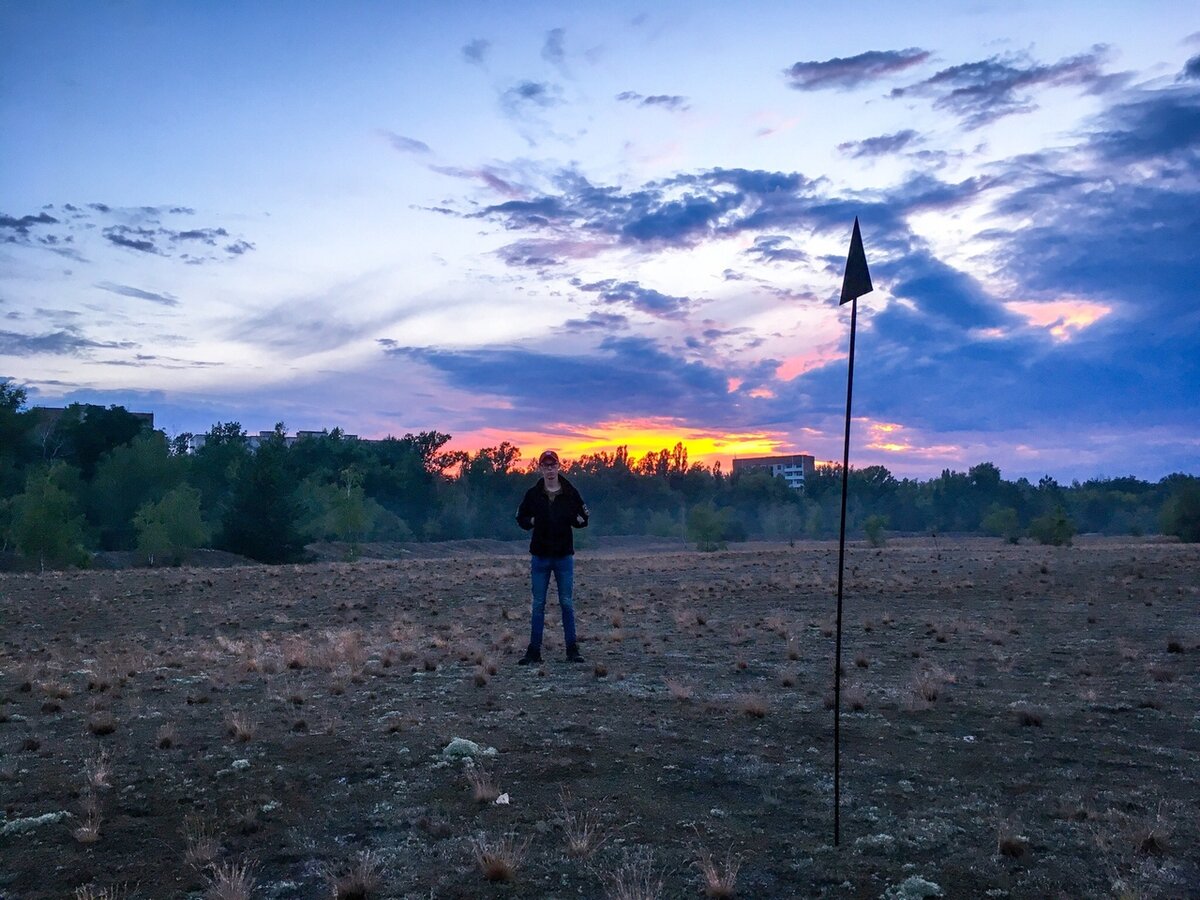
[732,454,816,491]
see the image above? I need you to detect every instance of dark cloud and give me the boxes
[174,227,229,245]
[95,282,180,307]
[560,311,629,332]
[1183,54,1200,81]
[462,38,490,65]
[891,46,1115,129]
[542,28,566,66]
[225,240,254,255]
[1088,88,1200,162]
[102,225,161,254]
[386,336,737,425]
[784,48,930,91]
[0,328,137,356]
[380,130,432,154]
[0,211,59,235]
[745,235,807,265]
[616,91,690,112]
[502,80,562,115]
[838,129,922,158]
[576,279,694,320]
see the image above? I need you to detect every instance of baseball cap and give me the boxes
[538,449,560,466]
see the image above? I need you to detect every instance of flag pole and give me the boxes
[834,216,873,847]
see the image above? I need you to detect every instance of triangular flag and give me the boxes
[839,217,873,305]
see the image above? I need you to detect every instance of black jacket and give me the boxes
[516,475,589,556]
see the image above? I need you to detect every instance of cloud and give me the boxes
[890,46,1116,129]
[744,235,808,265]
[576,279,695,320]
[0,328,137,356]
[1087,88,1200,162]
[784,48,930,91]
[838,129,922,158]
[560,311,629,332]
[1,211,59,235]
[542,28,566,66]
[502,79,563,114]
[462,38,490,65]
[95,282,180,307]
[380,130,432,154]
[616,91,690,112]
[102,225,161,254]
[1182,53,1200,81]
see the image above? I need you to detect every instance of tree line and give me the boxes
[1,382,1197,569]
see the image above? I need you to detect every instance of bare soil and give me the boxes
[1,536,1197,899]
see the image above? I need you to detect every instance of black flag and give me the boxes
[839,217,873,305]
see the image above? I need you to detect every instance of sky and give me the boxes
[2,1,1198,482]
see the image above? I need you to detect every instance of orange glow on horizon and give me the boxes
[1005,298,1112,341]
[446,418,797,470]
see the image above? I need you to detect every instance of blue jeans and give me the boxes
[529,554,575,650]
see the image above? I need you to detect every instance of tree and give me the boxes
[54,404,149,478]
[218,434,306,563]
[1028,507,1076,546]
[134,485,209,565]
[11,466,89,570]
[981,505,1022,543]
[1160,477,1200,543]
[687,503,730,552]
[89,431,184,549]
[864,514,888,547]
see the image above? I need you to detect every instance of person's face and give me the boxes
[540,460,560,481]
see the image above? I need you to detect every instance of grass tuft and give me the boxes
[473,832,528,882]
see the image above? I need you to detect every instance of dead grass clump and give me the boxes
[907,663,955,709]
[664,678,693,702]
[1014,705,1044,727]
[854,653,869,668]
[282,636,309,670]
[156,722,177,749]
[559,789,607,858]
[473,667,488,688]
[87,710,116,736]
[204,859,257,900]
[74,886,131,900]
[465,765,501,803]
[41,679,74,700]
[1147,665,1176,683]
[1128,803,1171,856]
[696,850,740,898]
[997,827,1028,858]
[779,670,797,688]
[327,849,385,899]
[183,815,221,869]
[785,639,800,661]
[1166,638,1184,653]
[601,851,664,900]
[733,693,769,718]
[844,683,866,712]
[225,713,256,743]
[84,749,112,789]
[1118,643,1140,661]
[73,791,102,844]
[473,832,528,882]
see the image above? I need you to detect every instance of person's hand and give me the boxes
[530,517,535,525]
[576,515,584,524]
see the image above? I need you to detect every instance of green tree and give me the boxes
[12,466,89,570]
[89,431,184,549]
[53,404,149,478]
[864,514,888,547]
[218,430,306,563]
[0,381,37,496]
[687,503,730,552]
[981,505,1022,543]
[1028,507,1076,546]
[1160,477,1200,543]
[134,484,209,565]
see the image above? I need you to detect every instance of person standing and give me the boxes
[515,449,589,664]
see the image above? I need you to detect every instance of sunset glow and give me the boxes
[1005,299,1113,341]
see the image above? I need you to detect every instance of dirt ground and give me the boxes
[1,536,1197,899]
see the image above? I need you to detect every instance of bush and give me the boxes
[863,514,888,547]
[687,504,729,552]
[1160,478,1200,543]
[1028,508,1075,546]
[134,484,209,566]
[982,505,1022,543]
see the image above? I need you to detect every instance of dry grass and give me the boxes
[1014,704,1045,727]
[997,824,1028,858]
[559,789,607,858]
[156,722,177,749]
[84,749,112,789]
[473,832,528,882]
[225,713,256,743]
[183,815,221,869]
[204,860,257,900]
[87,710,116,736]
[326,849,385,899]
[602,852,664,900]
[74,886,131,900]
[664,678,693,701]
[465,765,501,803]
[73,791,102,844]
[733,693,769,718]
[696,850,741,898]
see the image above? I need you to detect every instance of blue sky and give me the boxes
[2,1,1198,480]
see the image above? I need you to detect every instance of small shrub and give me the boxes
[327,849,385,899]
[696,850,740,898]
[225,713,256,742]
[156,723,177,749]
[863,514,887,547]
[734,693,768,718]
[204,860,257,900]
[465,765,501,803]
[664,678,692,701]
[87,711,116,736]
[1028,508,1075,546]
[473,832,528,882]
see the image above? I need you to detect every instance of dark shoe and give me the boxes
[517,646,542,666]
[565,643,584,663]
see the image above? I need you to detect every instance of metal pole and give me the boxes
[833,295,858,847]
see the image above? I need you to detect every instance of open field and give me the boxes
[1,536,1198,899]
